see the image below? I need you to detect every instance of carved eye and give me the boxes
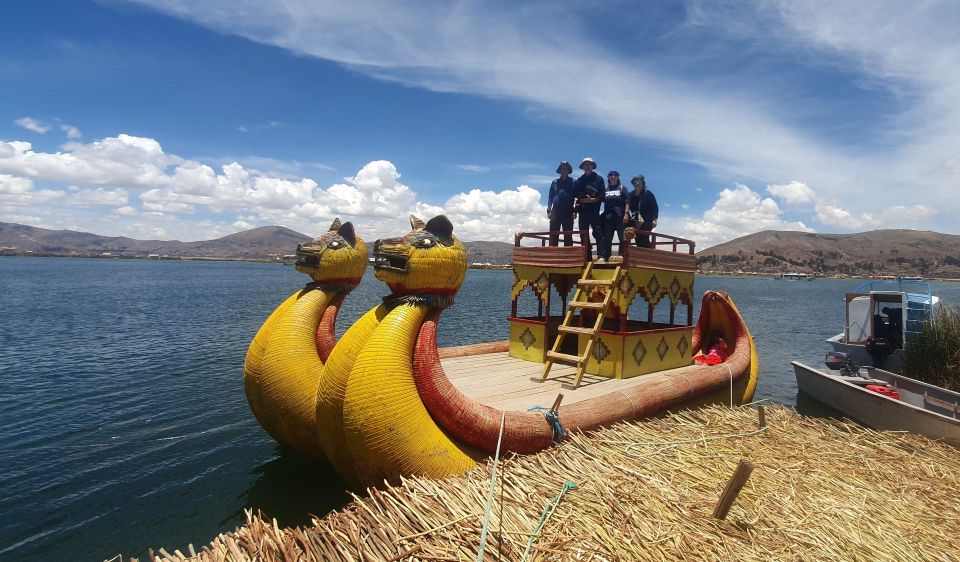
[417,237,436,248]
[329,240,341,249]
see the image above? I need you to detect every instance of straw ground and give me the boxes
[137,405,960,561]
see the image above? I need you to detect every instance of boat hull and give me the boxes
[793,362,960,448]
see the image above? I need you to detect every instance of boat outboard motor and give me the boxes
[825,351,859,375]
[865,337,893,367]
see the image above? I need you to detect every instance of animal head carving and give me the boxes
[373,215,466,297]
[295,218,367,286]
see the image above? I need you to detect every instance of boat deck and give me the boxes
[442,351,651,411]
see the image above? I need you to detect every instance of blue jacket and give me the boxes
[548,177,576,214]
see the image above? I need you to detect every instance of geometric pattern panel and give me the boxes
[616,269,694,313]
[508,320,547,363]
[618,327,694,379]
[520,327,536,349]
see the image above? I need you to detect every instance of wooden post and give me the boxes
[713,459,754,520]
[687,302,693,326]
[669,302,676,326]
[647,302,655,329]
[550,393,564,412]
[757,405,767,429]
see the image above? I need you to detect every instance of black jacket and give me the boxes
[628,188,658,225]
[574,172,605,213]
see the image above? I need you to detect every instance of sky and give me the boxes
[1,0,958,248]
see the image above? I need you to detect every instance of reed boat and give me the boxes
[244,216,759,487]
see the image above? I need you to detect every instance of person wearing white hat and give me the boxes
[573,157,605,261]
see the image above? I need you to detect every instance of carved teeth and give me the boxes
[374,253,408,272]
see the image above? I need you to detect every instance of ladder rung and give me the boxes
[577,279,614,287]
[558,325,596,335]
[546,351,583,364]
[569,301,604,309]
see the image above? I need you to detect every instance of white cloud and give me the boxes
[672,184,813,248]
[0,135,170,187]
[0,173,64,206]
[121,0,960,235]
[0,130,550,241]
[0,174,34,195]
[61,124,82,139]
[71,187,129,206]
[766,181,816,205]
[14,117,50,134]
[815,202,936,230]
[454,164,491,173]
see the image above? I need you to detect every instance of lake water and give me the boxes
[2,257,959,561]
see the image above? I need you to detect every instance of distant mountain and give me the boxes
[0,222,312,258]
[697,229,960,277]
[0,221,517,264]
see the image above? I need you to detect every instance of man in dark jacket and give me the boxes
[626,174,658,248]
[574,157,605,261]
[547,161,576,246]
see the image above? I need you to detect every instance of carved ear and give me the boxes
[425,215,454,244]
[328,217,342,232]
[409,215,426,230]
[337,221,356,247]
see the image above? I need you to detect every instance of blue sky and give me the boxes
[1,1,958,247]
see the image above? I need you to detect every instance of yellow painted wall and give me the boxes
[509,320,546,362]
[578,326,693,378]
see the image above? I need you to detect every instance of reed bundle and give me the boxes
[906,303,960,391]
[140,405,960,562]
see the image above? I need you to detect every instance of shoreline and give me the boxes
[2,254,951,279]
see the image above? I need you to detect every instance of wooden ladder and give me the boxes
[541,262,622,388]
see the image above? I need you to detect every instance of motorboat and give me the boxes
[826,279,938,373]
[793,353,960,448]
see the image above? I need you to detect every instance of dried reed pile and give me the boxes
[143,405,960,562]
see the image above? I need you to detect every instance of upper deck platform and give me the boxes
[512,229,696,273]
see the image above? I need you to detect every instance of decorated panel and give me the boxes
[616,269,694,314]
[509,319,546,363]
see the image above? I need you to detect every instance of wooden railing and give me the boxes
[512,229,696,270]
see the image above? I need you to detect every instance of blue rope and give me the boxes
[521,481,578,561]
[528,406,566,442]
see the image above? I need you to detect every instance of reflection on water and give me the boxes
[240,449,350,527]
[794,389,846,419]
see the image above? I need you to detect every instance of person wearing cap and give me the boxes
[546,161,576,246]
[626,174,659,248]
[573,157,606,261]
[599,170,628,262]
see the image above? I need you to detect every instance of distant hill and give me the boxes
[0,222,313,259]
[0,221,516,264]
[697,229,960,277]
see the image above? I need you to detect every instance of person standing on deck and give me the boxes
[546,161,576,246]
[626,174,658,248]
[599,171,628,261]
[574,157,605,261]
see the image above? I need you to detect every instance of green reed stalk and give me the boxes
[905,304,960,390]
